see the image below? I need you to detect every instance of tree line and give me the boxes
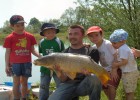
[0,0,140,48]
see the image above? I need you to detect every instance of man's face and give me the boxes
[68,28,84,45]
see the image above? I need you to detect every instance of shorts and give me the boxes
[103,68,122,89]
[122,70,139,93]
[11,62,32,77]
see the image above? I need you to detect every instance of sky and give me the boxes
[0,0,77,27]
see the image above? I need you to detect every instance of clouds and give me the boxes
[0,0,76,27]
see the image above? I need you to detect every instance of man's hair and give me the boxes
[68,25,85,35]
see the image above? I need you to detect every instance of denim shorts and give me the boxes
[11,62,32,77]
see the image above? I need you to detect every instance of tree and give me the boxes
[1,20,12,34]
[27,17,41,34]
[73,0,140,48]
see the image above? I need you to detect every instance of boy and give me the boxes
[86,26,121,100]
[110,29,139,100]
[39,23,65,100]
[3,15,41,100]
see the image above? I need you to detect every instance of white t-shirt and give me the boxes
[93,39,116,71]
[117,44,137,72]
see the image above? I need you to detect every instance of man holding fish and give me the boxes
[34,25,109,100]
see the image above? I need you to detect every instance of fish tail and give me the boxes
[98,73,110,85]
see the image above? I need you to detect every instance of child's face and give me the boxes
[111,41,124,49]
[87,32,103,44]
[43,28,56,40]
[11,23,25,33]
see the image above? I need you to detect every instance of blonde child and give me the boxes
[110,29,139,100]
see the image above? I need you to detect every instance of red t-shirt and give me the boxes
[3,31,37,63]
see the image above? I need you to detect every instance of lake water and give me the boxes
[0,46,40,84]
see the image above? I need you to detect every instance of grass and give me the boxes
[29,79,140,100]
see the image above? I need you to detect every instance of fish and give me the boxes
[33,53,110,85]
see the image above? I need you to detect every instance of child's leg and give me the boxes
[13,76,20,99]
[105,69,121,100]
[103,86,116,100]
[39,73,51,100]
[108,85,116,100]
[103,88,109,99]
[122,70,139,100]
[126,92,134,100]
[20,76,28,98]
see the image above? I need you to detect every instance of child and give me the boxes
[110,29,139,100]
[39,23,65,100]
[86,26,121,100]
[3,15,41,100]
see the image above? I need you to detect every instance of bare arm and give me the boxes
[5,48,11,75]
[112,59,128,69]
[131,47,140,57]
[31,45,41,58]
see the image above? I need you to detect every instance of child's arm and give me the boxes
[112,59,128,69]
[31,45,42,58]
[131,47,140,57]
[5,48,11,75]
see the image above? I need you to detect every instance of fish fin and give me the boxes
[65,72,77,80]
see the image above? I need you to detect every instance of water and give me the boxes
[0,46,40,84]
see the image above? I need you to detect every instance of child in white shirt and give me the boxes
[110,29,139,100]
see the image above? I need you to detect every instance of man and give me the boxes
[48,25,102,100]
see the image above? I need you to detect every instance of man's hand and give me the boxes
[53,65,68,81]
[81,68,91,75]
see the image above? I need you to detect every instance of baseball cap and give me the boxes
[86,26,103,35]
[40,23,59,36]
[10,15,26,25]
[110,29,128,42]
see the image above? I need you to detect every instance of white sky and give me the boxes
[0,0,77,27]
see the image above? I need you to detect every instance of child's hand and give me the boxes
[83,43,91,48]
[110,68,119,82]
[5,65,12,76]
[112,62,118,69]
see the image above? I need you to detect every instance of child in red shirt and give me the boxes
[3,15,41,100]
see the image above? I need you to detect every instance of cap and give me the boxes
[110,29,128,42]
[86,26,103,35]
[40,23,59,36]
[10,15,26,25]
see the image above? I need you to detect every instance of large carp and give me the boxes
[33,53,110,85]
